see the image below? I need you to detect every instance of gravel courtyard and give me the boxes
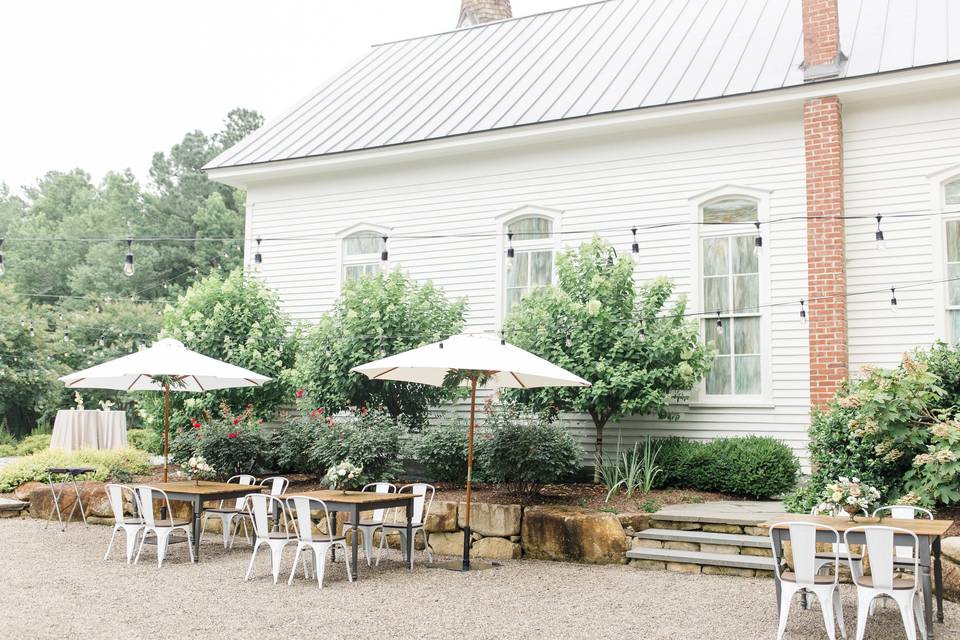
[1,518,957,640]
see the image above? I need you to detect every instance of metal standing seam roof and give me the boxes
[205,0,960,171]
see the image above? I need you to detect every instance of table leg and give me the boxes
[771,529,783,615]
[920,537,934,639]
[45,474,63,531]
[70,476,88,525]
[352,504,360,581]
[192,497,202,562]
[406,501,413,570]
[934,536,945,624]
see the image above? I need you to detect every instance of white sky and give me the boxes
[0,0,573,194]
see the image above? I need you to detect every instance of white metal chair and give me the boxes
[286,495,353,589]
[345,482,396,566]
[873,506,934,564]
[770,521,846,640]
[845,526,926,640]
[200,473,256,548]
[812,506,864,575]
[234,476,290,536]
[376,483,434,569]
[102,483,144,563]
[133,485,195,567]
[243,494,295,584]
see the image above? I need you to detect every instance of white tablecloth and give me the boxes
[50,410,128,451]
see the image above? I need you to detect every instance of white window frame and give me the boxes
[929,164,960,342]
[495,205,563,326]
[336,222,391,294]
[688,185,772,407]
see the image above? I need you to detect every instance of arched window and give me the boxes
[700,197,762,397]
[342,231,383,284]
[944,177,960,341]
[504,215,554,316]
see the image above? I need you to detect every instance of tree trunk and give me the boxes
[590,413,607,483]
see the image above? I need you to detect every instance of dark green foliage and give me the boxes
[476,407,582,496]
[924,341,960,409]
[170,405,269,478]
[126,428,161,454]
[271,412,327,474]
[308,409,405,485]
[414,421,474,483]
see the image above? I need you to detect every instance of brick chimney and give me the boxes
[802,0,844,80]
[458,0,512,28]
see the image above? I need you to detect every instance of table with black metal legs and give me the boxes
[279,490,415,582]
[44,467,96,531]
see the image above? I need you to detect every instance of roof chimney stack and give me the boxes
[801,0,844,80]
[458,0,512,28]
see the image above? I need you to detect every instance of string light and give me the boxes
[715,311,724,336]
[753,221,763,257]
[890,287,898,312]
[638,321,646,342]
[253,238,263,273]
[380,236,389,263]
[799,299,807,326]
[123,238,135,277]
[63,331,70,342]
[631,227,639,260]
[875,214,887,251]
[506,232,515,272]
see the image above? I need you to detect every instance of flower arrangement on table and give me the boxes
[325,461,363,493]
[180,456,216,485]
[815,476,881,521]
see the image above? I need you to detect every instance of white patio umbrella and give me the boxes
[58,338,271,481]
[351,332,589,570]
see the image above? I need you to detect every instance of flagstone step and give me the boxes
[634,528,770,549]
[626,547,776,571]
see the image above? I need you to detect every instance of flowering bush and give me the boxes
[170,403,268,478]
[814,477,881,515]
[308,408,404,485]
[324,461,363,491]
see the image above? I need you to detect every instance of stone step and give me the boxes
[634,528,770,549]
[626,547,776,571]
[0,497,28,512]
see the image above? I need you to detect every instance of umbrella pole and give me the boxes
[463,376,477,570]
[162,382,170,483]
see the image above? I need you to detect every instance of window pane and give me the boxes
[704,318,730,355]
[705,356,732,395]
[948,221,960,262]
[947,179,960,206]
[704,276,728,312]
[735,356,762,394]
[530,250,553,286]
[505,288,523,314]
[733,235,758,274]
[951,310,960,344]
[949,264,960,305]
[734,274,759,312]
[344,232,381,256]
[344,263,378,283]
[703,198,758,224]
[508,216,552,240]
[702,237,729,276]
[507,252,529,288]
[734,317,760,354]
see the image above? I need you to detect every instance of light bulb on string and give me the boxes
[799,299,807,326]
[63,331,70,342]
[565,334,573,348]
[123,238,135,276]
[506,232,515,272]
[875,214,887,251]
[890,287,898,312]
[253,237,263,273]
[380,236,389,264]
[638,320,646,342]
[715,311,724,337]
[753,222,763,257]
[631,227,639,261]
[28,323,34,337]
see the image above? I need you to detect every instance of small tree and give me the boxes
[294,270,466,430]
[504,236,712,481]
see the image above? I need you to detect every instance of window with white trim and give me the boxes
[342,231,383,284]
[504,215,554,316]
[945,178,960,341]
[700,197,762,396]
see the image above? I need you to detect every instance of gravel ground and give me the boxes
[1,518,957,640]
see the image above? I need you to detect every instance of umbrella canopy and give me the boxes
[352,333,589,570]
[59,338,271,481]
[350,333,590,390]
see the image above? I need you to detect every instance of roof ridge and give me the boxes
[371,0,622,47]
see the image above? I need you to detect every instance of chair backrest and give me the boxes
[398,483,434,525]
[134,485,172,528]
[845,526,919,591]
[286,495,336,544]
[224,474,257,509]
[362,482,396,522]
[769,521,840,587]
[872,505,934,520]
[244,493,287,538]
[104,483,139,525]
[259,477,289,514]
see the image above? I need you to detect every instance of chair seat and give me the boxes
[855,576,915,590]
[301,536,346,544]
[265,531,294,540]
[147,519,190,528]
[206,507,243,515]
[120,517,143,525]
[347,519,384,527]
[382,522,424,529]
[815,552,862,561]
[780,571,836,584]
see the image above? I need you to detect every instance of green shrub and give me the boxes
[414,421,474,483]
[126,428,161,454]
[477,407,582,496]
[651,437,709,489]
[703,436,799,499]
[170,404,269,478]
[17,433,52,455]
[309,409,405,485]
[0,430,16,447]
[271,410,327,474]
[0,444,16,457]
[0,448,151,492]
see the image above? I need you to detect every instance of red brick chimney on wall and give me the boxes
[458,0,512,28]
[801,0,848,410]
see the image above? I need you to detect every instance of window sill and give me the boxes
[685,401,776,410]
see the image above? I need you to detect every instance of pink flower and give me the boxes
[192,420,201,429]
[227,432,238,439]
[232,418,239,425]
[327,417,336,428]
[296,388,304,399]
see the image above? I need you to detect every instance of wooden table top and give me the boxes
[762,514,953,537]
[148,481,266,496]
[279,490,415,505]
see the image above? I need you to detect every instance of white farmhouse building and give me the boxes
[206,0,960,468]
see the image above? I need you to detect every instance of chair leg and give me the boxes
[155,529,170,568]
[269,542,285,584]
[893,591,918,640]
[420,528,432,563]
[199,512,209,545]
[776,584,795,640]
[855,590,872,640]
[316,546,326,589]
[361,527,375,567]
[134,529,149,565]
[219,514,231,549]
[184,527,195,563]
[833,587,847,640]
[104,526,119,560]
[341,542,353,583]
[814,588,837,640]
[288,544,303,586]
[375,529,387,567]
[124,526,141,563]
[245,540,262,581]
[913,592,927,640]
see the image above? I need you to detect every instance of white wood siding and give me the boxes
[245,108,812,468]
[843,86,960,376]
